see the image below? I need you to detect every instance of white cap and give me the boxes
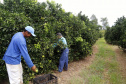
[25,26,36,37]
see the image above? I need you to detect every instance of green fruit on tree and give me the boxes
[32,73,34,76]
[42,55,45,58]
[36,68,38,73]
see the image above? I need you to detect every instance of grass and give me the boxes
[69,77,85,84]
[68,38,125,84]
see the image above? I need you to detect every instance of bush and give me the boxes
[0,0,100,83]
[105,16,126,50]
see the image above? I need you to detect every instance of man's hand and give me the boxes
[31,65,36,72]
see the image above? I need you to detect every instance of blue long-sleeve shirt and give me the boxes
[3,32,34,68]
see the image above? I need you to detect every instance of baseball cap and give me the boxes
[25,26,36,37]
[56,33,62,36]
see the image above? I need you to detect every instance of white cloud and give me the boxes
[1,0,126,26]
[38,0,126,27]
[0,0,3,3]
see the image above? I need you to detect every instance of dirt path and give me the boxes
[113,46,126,81]
[52,43,126,84]
[52,45,98,84]
[3,40,126,84]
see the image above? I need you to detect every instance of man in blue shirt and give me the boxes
[54,33,69,72]
[3,26,37,84]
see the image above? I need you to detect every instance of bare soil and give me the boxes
[52,45,98,84]
[113,46,126,80]
[3,43,126,84]
[52,45,126,84]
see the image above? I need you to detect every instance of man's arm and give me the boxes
[18,43,36,71]
[53,43,57,47]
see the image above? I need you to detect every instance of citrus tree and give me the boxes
[0,0,101,83]
[105,16,126,51]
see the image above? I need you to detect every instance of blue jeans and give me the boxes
[58,48,69,72]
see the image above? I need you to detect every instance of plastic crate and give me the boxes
[33,74,58,84]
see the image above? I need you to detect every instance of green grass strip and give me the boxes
[69,38,125,84]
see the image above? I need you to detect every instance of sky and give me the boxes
[1,0,126,27]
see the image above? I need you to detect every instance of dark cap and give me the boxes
[56,33,62,36]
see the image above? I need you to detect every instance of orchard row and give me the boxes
[0,0,101,83]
